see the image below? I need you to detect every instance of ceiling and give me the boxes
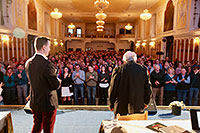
[44,0,159,23]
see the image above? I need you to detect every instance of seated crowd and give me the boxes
[0,51,199,106]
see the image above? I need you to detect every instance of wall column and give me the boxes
[20,39,22,57]
[24,38,26,57]
[12,37,14,58]
[7,39,10,61]
[1,38,4,62]
[192,39,195,60]
[183,39,186,64]
[175,39,178,59]
[16,38,19,60]
[179,39,182,61]
[187,38,191,61]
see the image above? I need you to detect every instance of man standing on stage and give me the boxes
[109,51,152,115]
[25,37,60,133]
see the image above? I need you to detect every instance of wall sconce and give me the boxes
[136,42,140,47]
[149,41,155,47]
[142,42,146,47]
[60,40,64,46]
[54,39,58,46]
[194,37,199,46]
[1,35,9,43]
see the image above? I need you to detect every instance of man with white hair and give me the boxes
[109,51,152,115]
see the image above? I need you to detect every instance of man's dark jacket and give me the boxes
[25,54,60,112]
[108,61,152,115]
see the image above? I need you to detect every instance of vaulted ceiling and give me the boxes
[44,0,159,23]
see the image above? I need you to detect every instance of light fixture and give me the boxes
[136,42,140,47]
[125,14,132,30]
[140,9,152,21]
[68,23,75,29]
[50,8,62,19]
[125,23,132,30]
[149,41,155,47]
[97,28,103,32]
[96,10,107,20]
[194,37,199,46]
[142,42,146,47]
[94,0,109,10]
[96,25,104,29]
[96,20,105,26]
[140,0,152,21]
[2,35,9,42]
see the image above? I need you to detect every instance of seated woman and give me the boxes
[60,67,73,105]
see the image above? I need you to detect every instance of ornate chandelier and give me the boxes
[68,23,75,29]
[96,20,105,26]
[50,8,62,19]
[125,23,132,30]
[96,10,107,20]
[94,0,109,10]
[140,9,152,21]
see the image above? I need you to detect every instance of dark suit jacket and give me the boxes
[109,61,152,115]
[25,54,60,112]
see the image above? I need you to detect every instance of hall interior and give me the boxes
[0,0,200,63]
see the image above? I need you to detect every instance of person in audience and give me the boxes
[109,51,152,115]
[98,65,109,105]
[15,64,28,105]
[176,62,182,75]
[150,64,165,105]
[60,67,73,105]
[72,64,85,105]
[177,67,190,104]
[25,37,60,133]
[3,66,16,105]
[0,67,4,105]
[164,67,177,105]
[188,67,200,106]
[85,65,98,105]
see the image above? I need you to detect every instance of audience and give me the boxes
[0,50,199,106]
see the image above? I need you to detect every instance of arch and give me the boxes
[164,0,174,32]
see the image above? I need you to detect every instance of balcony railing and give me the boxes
[117,34,135,38]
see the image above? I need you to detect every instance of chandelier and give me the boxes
[96,20,105,26]
[125,23,132,30]
[96,10,107,20]
[140,9,152,21]
[94,0,109,10]
[96,25,104,29]
[50,8,62,19]
[97,28,103,32]
[68,23,75,29]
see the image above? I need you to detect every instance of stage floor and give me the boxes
[0,106,193,133]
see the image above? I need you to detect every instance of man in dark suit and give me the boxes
[25,37,60,133]
[109,51,152,115]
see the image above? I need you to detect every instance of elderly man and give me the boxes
[109,51,152,115]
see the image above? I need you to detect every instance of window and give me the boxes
[76,27,82,37]
[126,29,132,34]
[68,28,73,34]
[119,28,125,34]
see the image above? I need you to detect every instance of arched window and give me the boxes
[76,27,82,37]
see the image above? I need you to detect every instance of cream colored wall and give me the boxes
[115,41,131,51]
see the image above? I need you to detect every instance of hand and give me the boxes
[26,95,30,101]
[110,108,114,111]
[76,73,80,78]
[181,78,185,82]
[89,75,94,79]
[18,74,22,78]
